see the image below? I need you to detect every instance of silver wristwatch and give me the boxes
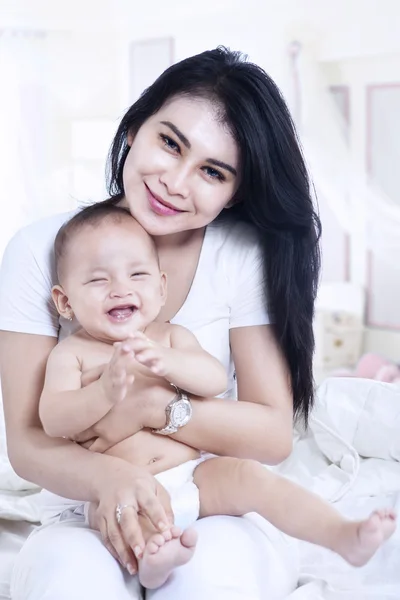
[152,383,192,435]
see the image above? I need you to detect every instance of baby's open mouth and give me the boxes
[107,305,137,321]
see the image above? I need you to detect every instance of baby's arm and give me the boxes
[127,327,227,397]
[39,341,133,438]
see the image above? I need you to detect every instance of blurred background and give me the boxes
[1,0,400,380]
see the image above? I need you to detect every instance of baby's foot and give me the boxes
[337,509,396,566]
[139,526,198,589]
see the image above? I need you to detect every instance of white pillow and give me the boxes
[312,377,400,462]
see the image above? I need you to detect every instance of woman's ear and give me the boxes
[225,195,241,209]
[127,130,134,147]
[52,285,74,321]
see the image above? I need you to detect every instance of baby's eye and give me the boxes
[88,278,107,284]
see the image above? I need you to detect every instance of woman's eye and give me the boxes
[160,134,180,153]
[202,166,225,181]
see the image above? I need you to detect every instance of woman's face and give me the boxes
[121,96,240,238]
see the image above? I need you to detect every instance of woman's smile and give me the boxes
[145,184,186,217]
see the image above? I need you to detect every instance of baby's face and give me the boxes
[60,218,166,343]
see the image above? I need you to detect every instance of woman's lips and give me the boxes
[146,185,183,216]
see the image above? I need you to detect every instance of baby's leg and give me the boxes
[137,481,197,590]
[194,457,396,566]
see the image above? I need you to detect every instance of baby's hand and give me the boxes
[124,331,169,376]
[101,342,135,404]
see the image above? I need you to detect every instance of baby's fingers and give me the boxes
[122,337,152,354]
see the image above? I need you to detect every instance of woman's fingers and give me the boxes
[80,437,98,450]
[92,465,174,571]
[105,511,138,572]
[155,480,175,526]
[136,487,171,533]
[85,436,109,453]
[71,427,97,443]
[119,505,146,558]
[98,515,121,563]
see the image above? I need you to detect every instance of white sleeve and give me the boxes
[228,236,272,329]
[0,229,59,337]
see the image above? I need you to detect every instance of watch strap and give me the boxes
[152,384,191,435]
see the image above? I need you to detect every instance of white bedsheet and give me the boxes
[281,378,400,599]
[0,521,37,600]
[0,377,399,599]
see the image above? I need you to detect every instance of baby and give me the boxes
[39,203,396,590]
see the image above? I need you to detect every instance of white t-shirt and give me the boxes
[0,211,270,398]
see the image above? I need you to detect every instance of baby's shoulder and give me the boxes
[50,331,84,358]
[146,321,174,347]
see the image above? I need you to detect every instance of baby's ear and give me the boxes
[51,285,73,320]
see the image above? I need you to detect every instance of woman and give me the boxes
[0,47,320,599]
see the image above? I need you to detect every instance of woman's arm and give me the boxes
[0,331,173,567]
[80,325,294,465]
[161,325,294,465]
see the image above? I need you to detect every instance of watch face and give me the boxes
[170,399,192,428]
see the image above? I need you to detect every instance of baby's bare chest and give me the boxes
[76,327,171,381]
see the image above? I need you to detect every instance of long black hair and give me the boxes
[106,46,321,425]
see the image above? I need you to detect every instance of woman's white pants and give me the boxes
[11,515,299,600]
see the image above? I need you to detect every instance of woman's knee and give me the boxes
[11,522,142,600]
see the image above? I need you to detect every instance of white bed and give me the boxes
[0,521,36,600]
[1,377,399,599]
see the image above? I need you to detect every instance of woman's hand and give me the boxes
[73,375,174,452]
[91,461,174,573]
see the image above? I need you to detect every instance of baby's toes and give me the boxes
[162,529,172,542]
[170,526,182,539]
[146,533,166,555]
[375,508,396,521]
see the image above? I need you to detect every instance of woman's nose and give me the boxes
[160,164,190,198]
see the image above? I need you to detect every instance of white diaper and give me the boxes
[39,455,210,530]
[154,457,204,530]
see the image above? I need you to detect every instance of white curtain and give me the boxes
[0,29,50,258]
[290,41,400,328]
[291,42,400,267]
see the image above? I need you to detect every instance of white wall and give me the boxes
[3,0,400,105]
[1,0,400,349]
